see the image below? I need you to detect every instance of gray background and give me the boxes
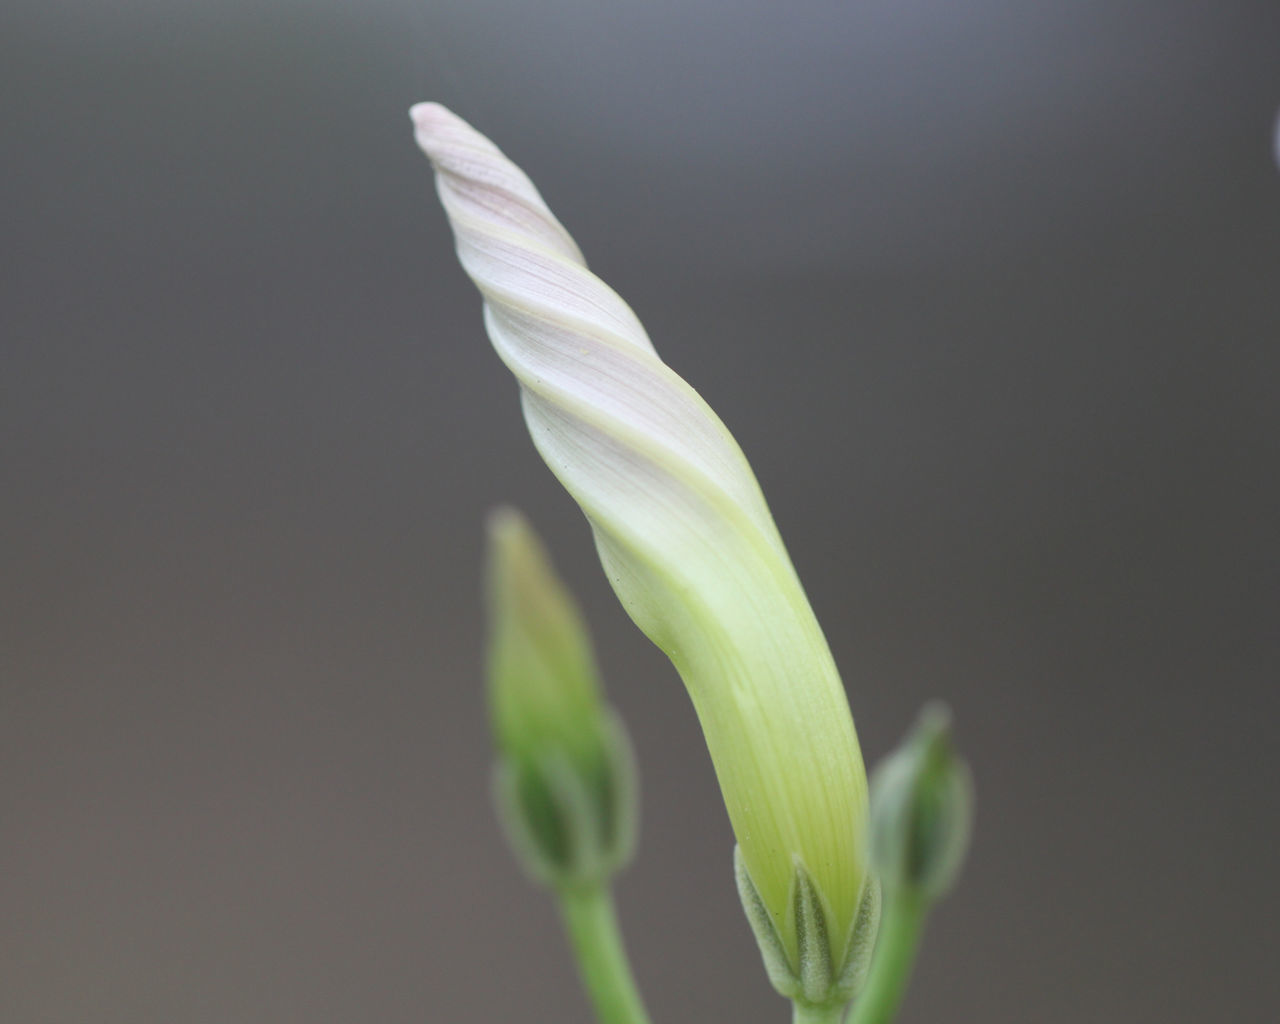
[4,2,1278,1021]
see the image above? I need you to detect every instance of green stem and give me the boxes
[792,1000,849,1024]
[556,884,652,1024]
[849,890,928,1024]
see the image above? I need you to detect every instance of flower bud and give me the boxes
[868,705,973,902]
[486,507,637,888]
[414,103,869,968]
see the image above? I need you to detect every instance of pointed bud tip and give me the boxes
[408,100,451,130]
[409,101,472,163]
[486,504,527,545]
[914,702,953,747]
[486,506,558,603]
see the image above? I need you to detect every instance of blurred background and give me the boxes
[3,2,1278,1021]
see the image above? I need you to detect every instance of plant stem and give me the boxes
[557,884,652,1024]
[848,890,928,1024]
[792,1000,849,1024]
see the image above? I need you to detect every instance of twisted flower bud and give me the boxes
[412,103,872,981]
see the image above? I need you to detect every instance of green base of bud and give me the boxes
[735,845,881,1011]
[493,709,638,889]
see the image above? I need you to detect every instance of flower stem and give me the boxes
[848,890,928,1024]
[792,1000,849,1024]
[557,885,652,1024]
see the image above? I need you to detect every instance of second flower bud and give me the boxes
[486,507,637,889]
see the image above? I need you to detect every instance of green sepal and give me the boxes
[793,859,833,1003]
[735,846,882,1009]
[735,845,797,998]
[836,876,881,997]
[493,708,638,890]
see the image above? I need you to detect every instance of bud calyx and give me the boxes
[736,846,881,1010]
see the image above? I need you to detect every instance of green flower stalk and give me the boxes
[413,103,874,988]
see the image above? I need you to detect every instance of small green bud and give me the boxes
[869,705,973,902]
[735,847,881,1011]
[486,507,638,889]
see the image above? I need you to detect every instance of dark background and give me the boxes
[4,2,1279,1021]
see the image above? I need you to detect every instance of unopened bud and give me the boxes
[486,507,637,888]
[414,100,869,971]
[868,705,973,902]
